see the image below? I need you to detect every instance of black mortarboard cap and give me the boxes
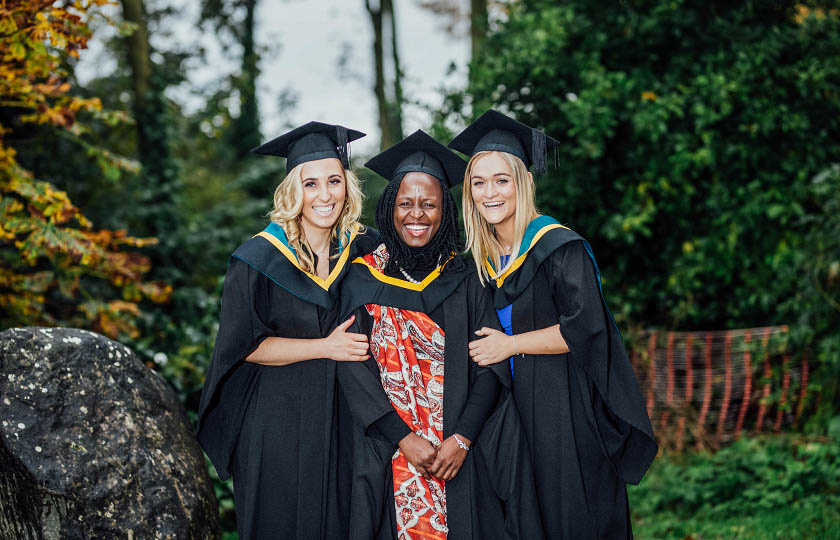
[252,121,365,172]
[447,109,559,174]
[364,130,467,189]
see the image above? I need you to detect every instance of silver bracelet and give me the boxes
[452,434,470,451]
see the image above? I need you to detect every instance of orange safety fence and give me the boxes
[631,326,813,452]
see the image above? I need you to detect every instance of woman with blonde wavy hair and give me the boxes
[450,110,657,539]
[197,122,380,539]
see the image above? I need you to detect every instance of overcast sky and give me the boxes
[78,0,470,157]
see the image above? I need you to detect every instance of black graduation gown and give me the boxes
[196,223,380,540]
[488,216,657,540]
[336,252,545,540]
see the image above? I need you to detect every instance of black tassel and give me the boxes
[531,128,547,175]
[336,125,350,168]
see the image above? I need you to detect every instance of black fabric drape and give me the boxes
[503,239,657,539]
[196,228,379,540]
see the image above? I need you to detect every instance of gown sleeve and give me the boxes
[551,241,658,485]
[335,307,407,449]
[453,371,500,443]
[463,270,546,539]
[196,259,274,480]
[454,272,505,442]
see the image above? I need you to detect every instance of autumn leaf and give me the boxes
[0,0,167,338]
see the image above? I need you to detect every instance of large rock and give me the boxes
[0,327,220,539]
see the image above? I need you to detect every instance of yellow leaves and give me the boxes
[0,13,20,34]
[32,80,73,97]
[79,299,143,339]
[1,196,24,214]
[641,91,658,101]
[1,0,160,339]
[793,5,809,24]
[8,42,26,60]
[138,282,173,304]
[0,269,54,293]
[109,300,141,316]
[78,96,101,111]
[5,176,85,227]
[0,1,103,132]
[0,142,17,163]
[793,4,840,24]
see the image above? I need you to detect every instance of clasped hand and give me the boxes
[323,315,370,362]
[468,327,513,366]
[398,432,470,482]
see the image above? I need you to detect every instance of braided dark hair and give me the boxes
[375,175,465,274]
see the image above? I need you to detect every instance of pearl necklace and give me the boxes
[398,266,420,284]
[398,255,442,285]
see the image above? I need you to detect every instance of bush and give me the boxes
[630,435,840,538]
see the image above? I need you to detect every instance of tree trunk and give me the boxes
[470,0,488,63]
[119,0,182,268]
[367,0,404,149]
[119,0,152,146]
[231,0,261,158]
[387,0,404,144]
[469,0,490,110]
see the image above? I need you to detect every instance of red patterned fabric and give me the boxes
[364,248,448,540]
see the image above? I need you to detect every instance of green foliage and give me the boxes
[0,0,170,339]
[630,435,840,538]
[447,0,840,426]
[128,155,278,409]
[130,75,185,267]
[204,455,236,535]
[782,165,840,430]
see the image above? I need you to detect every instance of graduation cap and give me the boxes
[252,121,365,172]
[447,109,559,175]
[364,130,467,189]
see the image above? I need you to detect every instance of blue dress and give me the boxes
[494,255,515,377]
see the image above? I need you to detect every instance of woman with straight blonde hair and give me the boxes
[450,110,657,539]
[197,122,380,539]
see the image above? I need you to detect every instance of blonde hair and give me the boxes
[268,160,365,274]
[462,151,540,285]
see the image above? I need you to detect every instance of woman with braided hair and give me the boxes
[370,151,466,279]
[336,130,544,540]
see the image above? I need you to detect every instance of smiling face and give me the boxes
[392,172,443,248]
[299,158,346,233]
[469,151,517,230]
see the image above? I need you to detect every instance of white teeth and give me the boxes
[406,224,428,231]
[484,202,504,208]
[313,204,335,215]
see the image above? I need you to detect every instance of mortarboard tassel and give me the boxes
[531,127,547,175]
[336,125,350,169]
